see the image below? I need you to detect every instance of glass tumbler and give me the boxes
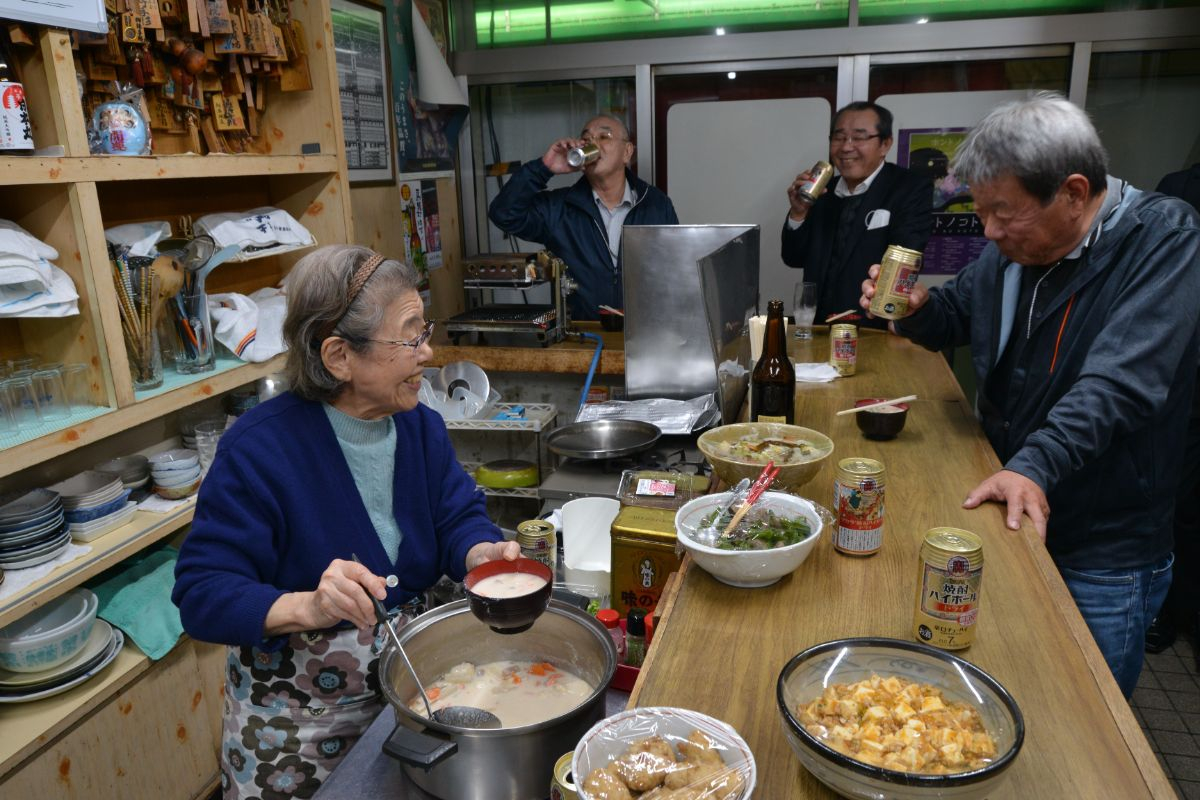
[0,381,20,440]
[2,376,43,429]
[61,363,91,411]
[793,281,818,340]
[31,369,70,421]
[194,419,225,473]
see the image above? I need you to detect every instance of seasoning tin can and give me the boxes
[551,751,579,800]
[610,505,684,617]
[566,142,600,168]
[913,527,984,650]
[797,160,834,203]
[516,519,557,570]
[869,244,924,320]
[830,323,858,376]
[832,457,886,556]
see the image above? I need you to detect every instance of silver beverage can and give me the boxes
[797,160,834,203]
[566,143,600,168]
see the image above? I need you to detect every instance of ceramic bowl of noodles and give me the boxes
[697,423,834,492]
[674,491,824,588]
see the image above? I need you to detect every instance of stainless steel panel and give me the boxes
[622,225,758,423]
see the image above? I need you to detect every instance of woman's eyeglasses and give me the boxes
[355,319,436,351]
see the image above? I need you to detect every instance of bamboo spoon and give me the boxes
[836,395,918,416]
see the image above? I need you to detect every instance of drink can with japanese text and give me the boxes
[913,527,984,650]
[797,160,835,204]
[869,244,923,320]
[517,519,557,571]
[830,323,858,376]
[551,751,579,800]
[833,457,886,556]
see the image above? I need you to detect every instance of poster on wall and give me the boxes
[331,0,392,182]
[897,127,989,276]
[385,0,469,175]
[0,0,106,33]
[400,179,442,300]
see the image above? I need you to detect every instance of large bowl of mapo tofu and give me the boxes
[776,638,1024,800]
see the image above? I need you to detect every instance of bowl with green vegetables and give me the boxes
[674,491,824,588]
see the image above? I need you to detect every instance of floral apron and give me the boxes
[219,611,412,800]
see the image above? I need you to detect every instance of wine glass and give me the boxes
[793,282,817,340]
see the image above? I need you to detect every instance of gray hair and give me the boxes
[952,92,1108,205]
[282,244,419,402]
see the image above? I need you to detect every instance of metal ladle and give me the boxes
[351,554,501,729]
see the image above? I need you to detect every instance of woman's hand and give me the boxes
[264,558,387,635]
[465,539,521,572]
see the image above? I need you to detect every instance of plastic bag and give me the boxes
[573,707,756,799]
[89,84,152,156]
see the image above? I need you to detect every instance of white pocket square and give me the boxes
[865,209,891,230]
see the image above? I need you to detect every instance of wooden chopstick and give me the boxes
[722,462,779,537]
[599,304,625,316]
[825,309,857,323]
[836,395,918,416]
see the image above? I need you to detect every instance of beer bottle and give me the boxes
[751,300,795,424]
[0,30,33,152]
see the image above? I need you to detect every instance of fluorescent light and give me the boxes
[916,16,929,23]
[727,71,737,79]
[715,27,726,35]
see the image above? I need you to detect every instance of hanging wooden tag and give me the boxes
[221,68,245,96]
[158,0,184,25]
[204,0,233,34]
[261,23,287,62]
[210,93,245,130]
[185,111,202,152]
[84,51,119,81]
[147,52,169,84]
[245,101,258,137]
[121,13,145,44]
[245,10,270,54]
[185,0,200,34]
[147,92,174,129]
[134,0,163,30]
[277,19,311,92]
[215,14,248,54]
[200,114,223,151]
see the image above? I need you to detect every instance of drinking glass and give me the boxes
[3,376,42,428]
[793,281,818,340]
[194,419,226,474]
[173,291,216,374]
[0,381,21,440]
[31,369,70,421]
[61,363,91,410]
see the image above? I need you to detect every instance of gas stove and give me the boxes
[539,435,709,503]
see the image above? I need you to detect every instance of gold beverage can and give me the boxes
[516,519,557,570]
[869,244,923,320]
[797,160,834,203]
[567,142,600,168]
[832,458,886,555]
[830,324,858,376]
[610,505,684,617]
[551,751,578,800]
[913,527,984,650]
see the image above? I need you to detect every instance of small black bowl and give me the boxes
[463,557,554,634]
[599,310,624,332]
[854,398,909,440]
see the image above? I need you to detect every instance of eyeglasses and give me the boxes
[354,319,436,351]
[580,130,628,145]
[829,133,882,145]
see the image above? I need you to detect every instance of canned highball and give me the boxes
[913,527,984,650]
[830,323,857,376]
[517,519,557,570]
[869,244,923,320]
[551,751,578,800]
[832,457,886,556]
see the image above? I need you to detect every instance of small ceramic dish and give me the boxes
[153,466,202,488]
[854,398,909,440]
[463,557,554,634]
[154,479,201,500]
[148,449,201,471]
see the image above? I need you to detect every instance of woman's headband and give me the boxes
[315,252,386,345]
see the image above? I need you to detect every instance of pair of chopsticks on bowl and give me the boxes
[722,461,780,537]
[599,304,625,316]
[836,395,918,416]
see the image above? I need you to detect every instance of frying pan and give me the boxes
[545,419,661,461]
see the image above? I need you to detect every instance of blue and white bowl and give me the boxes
[0,589,99,673]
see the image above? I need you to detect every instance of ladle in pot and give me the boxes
[351,554,501,729]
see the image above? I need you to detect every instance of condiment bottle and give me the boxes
[0,31,33,152]
[625,608,647,667]
[596,608,626,663]
[751,300,796,424]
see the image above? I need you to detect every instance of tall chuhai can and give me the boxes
[869,245,923,320]
[913,527,984,650]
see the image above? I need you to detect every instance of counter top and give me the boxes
[428,323,625,375]
[629,328,1173,797]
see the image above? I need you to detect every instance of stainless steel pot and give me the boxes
[379,599,617,800]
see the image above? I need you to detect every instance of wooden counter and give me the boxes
[427,323,625,375]
[630,329,1173,798]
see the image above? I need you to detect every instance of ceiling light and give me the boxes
[715,27,726,35]
[727,71,737,79]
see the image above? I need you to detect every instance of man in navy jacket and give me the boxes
[782,101,932,329]
[488,115,678,321]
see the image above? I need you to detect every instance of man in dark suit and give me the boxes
[781,102,932,329]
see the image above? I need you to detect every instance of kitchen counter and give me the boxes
[629,328,1173,797]
[428,323,626,376]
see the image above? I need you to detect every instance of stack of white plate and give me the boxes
[0,620,124,703]
[49,471,134,543]
[149,449,202,500]
[94,455,151,490]
[0,489,69,570]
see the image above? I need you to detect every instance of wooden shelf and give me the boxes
[0,355,283,481]
[0,154,339,186]
[0,500,196,630]
[0,642,149,775]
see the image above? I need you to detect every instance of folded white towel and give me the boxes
[0,262,79,317]
[0,220,59,262]
[104,221,171,257]
[196,207,314,250]
[208,287,288,362]
[794,362,841,383]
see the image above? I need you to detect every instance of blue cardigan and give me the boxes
[172,393,501,648]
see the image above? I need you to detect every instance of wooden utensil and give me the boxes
[722,462,780,537]
[836,395,918,416]
[825,309,857,323]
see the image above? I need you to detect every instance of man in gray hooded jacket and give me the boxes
[861,93,1200,697]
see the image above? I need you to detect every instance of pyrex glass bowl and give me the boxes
[777,638,1024,800]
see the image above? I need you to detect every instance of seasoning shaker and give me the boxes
[625,608,647,667]
[596,608,627,664]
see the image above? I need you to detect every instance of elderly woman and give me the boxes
[173,245,516,799]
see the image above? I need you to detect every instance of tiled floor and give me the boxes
[1134,633,1200,798]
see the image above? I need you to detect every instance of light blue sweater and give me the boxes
[322,403,402,562]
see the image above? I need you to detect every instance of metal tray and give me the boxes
[545,420,661,461]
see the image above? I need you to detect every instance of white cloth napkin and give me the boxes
[0,220,59,263]
[136,495,193,513]
[208,287,288,362]
[0,543,92,602]
[0,263,80,317]
[794,362,841,383]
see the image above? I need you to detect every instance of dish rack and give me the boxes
[447,403,557,498]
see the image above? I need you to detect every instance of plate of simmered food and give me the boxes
[776,638,1024,800]
[697,423,833,492]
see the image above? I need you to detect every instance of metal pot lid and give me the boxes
[546,419,661,460]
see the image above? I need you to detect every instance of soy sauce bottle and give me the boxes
[751,300,795,424]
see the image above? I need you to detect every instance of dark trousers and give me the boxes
[1161,415,1200,629]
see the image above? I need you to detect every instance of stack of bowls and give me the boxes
[180,413,225,451]
[95,455,151,491]
[0,588,125,704]
[149,449,202,499]
[49,471,134,543]
[0,489,69,570]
